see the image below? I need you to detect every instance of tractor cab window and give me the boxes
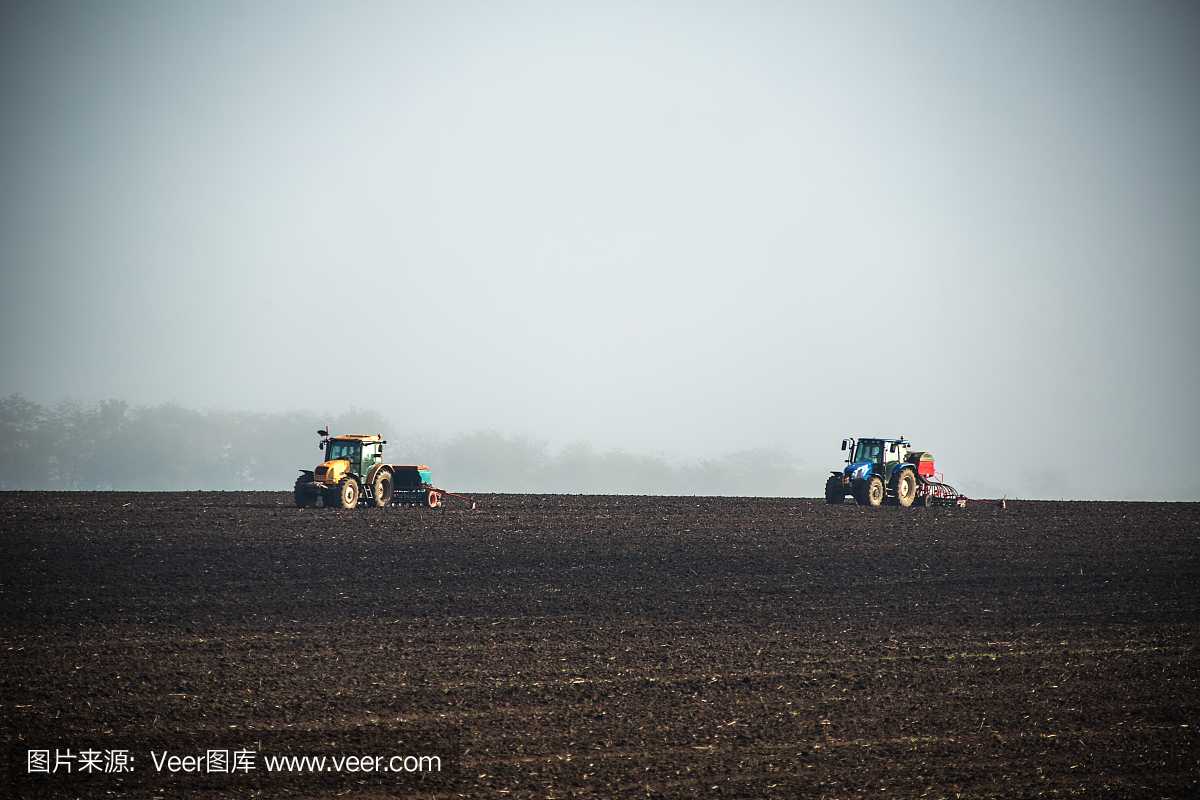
[855,441,883,464]
[327,441,362,464]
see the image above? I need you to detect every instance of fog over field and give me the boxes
[1,1,1197,499]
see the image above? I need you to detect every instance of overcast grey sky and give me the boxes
[2,1,1198,499]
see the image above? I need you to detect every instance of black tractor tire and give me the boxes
[293,474,313,508]
[864,476,884,507]
[894,469,917,508]
[372,470,393,508]
[337,477,360,509]
[825,475,846,504]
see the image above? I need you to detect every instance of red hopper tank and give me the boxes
[907,451,936,478]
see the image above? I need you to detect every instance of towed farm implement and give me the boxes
[294,430,477,510]
[825,437,1004,509]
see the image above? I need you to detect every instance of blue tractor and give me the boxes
[825,437,928,507]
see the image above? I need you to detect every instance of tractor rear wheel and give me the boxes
[864,476,884,507]
[825,475,846,504]
[372,470,393,508]
[293,475,312,508]
[895,469,917,508]
[337,477,360,509]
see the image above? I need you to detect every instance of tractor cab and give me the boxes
[838,437,914,493]
[314,433,385,487]
[852,439,885,466]
[324,436,383,476]
[843,438,908,467]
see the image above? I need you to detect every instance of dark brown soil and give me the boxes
[2,492,1198,798]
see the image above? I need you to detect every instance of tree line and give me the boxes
[0,395,816,495]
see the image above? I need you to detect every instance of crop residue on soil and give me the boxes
[1,492,1197,798]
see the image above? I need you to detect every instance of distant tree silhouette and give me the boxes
[0,396,813,495]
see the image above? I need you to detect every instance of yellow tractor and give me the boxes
[294,430,472,509]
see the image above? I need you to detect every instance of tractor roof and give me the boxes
[330,434,384,443]
[858,437,909,444]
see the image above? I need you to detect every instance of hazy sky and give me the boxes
[2,1,1198,499]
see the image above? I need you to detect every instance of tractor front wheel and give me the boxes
[825,475,846,504]
[894,469,917,508]
[337,477,360,509]
[372,470,393,508]
[864,476,884,507]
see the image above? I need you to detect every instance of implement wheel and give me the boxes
[372,470,393,508]
[825,475,846,504]
[895,469,917,508]
[337,477,360,509]
[425,489,441,508]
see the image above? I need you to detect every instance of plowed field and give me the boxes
[2,492,1198,798]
